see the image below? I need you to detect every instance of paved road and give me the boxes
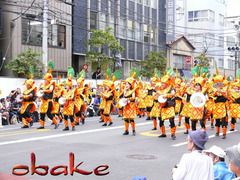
[0,115,239,180]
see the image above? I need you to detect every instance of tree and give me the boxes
[140,51,167,78]
[85,27,124,70]
[5,48,44,78]
[195,53,211,75]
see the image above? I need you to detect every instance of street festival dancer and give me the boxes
[74,70,87,125]
[62,67,76,131]
[20,66,37,128]
[37,60,59,129]
[122,68,140,136]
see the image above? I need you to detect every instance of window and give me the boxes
[219,14,224,25]
[109,15,115,34]
[151,27,156,43]
[188,34,203,47]
[173,55,191,70]
[151,0,157,8]
[188,10,215,22]
[90,11,97,30]
[143,24,149,42]
[218,58,224,70]
[135,22,142,41]
[99,13,107,30]
[206,33,215,45]
[218,36,224,47]
[127,20,134,40]
[119,18,126,38]
[144,0,149,6]
[137,0,142,4]
[22,18,66,48]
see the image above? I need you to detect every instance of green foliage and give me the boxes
[195,53,211,76]
[140,51,167,78]
[4,48,44,78]
[85,27,124,70]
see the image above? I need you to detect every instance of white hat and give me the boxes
[203,145,226,158]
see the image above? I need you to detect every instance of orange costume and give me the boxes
[122,68,139,136]
[37,60,59,129]
[20,67,36,128]
[52,76,63,123]
[62,67,76,131]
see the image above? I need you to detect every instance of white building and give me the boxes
[175,0,232,76]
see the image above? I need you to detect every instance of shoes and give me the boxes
[230,129,235,131]
[72,127,75,131]
[75,122,79,126]
[222,134,226,139]
[37,126,44,129]
[118,115,122,117]
[51,122,54,125]
[82,119,85,125]
[99,120,104,123]
[60,119,63,123]
[146,117,151,120]
[138,115,141,118]
[152,128,157,130]
[132,130,136,136]
[171,134,176,140]
[21,125,29,128]
[158,134,167,138]
[211,123,214,128]
[30,121,33,127]
[102,123,107,126]
[63,127,69,131]
[184,130,188,134]
[123,130,129,135]
[108,122,113,126]
[215,133,219,137]
[178,122,181,126]
[54,124,59,129]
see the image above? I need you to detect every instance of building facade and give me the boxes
[73,0,167,79]
[175,0,231,76]
[0,0,72,77]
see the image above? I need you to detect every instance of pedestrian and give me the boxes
[92,67,102,80]
[203,145,236,180]
[226,143,240,179]
[172,129,214,180]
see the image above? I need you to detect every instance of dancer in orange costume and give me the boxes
[52,76,63,124]
[62,67,76,131]
[37,60,59,129]
[100,70,121,126]
[122,68,139,136]
[20,67,37,128]
[229,71,240,131]
[115,83,124,117]
[158,68,176,140]
[174,69,184,127]
[145,77,156,120]
[212,64,228,139]
[150,82,161,130]
[74,70,87,125]
[136,81,146,118]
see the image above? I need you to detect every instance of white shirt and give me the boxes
[172,150,214,180]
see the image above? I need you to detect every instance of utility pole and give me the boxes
[113,0,117,72]
[42,0,48,74]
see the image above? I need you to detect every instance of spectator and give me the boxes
[226,143,240,179]
[92,67,102,80]
[0,98,10,125]
[10,88,21,103]
[93,94,101,116]
[172,129,214,180]
[5,96,11,111]
[203,145,236,180]
[9,99,22,123]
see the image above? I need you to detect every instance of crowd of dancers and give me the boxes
[19,60,239,140]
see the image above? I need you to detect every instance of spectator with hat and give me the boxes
[204,145,236,180]
[172,129,214,180]
[226,143,240,179]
